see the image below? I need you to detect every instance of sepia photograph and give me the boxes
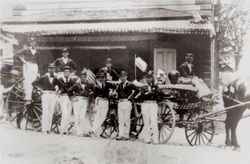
[0,0,250,163]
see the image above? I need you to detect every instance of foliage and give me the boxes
[216,1,249,70]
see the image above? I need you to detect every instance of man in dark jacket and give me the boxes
[70,70,94,136]
[32,63,60,133]
[116,70,139,140]
[179,53,195,77]
[88,70,113,136]
[57,66,75,134]
[99,58,119,81]
[139,71,161,144]
[53,47,77,78]
[16,37,40,100]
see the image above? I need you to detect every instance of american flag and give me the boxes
[83,68,96,86]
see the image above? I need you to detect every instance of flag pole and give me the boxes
[134,54,137,80]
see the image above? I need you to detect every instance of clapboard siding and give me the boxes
[12,0,212,18]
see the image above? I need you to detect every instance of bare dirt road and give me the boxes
[0,118,250,164]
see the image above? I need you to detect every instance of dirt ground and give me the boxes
[0,117,250,164]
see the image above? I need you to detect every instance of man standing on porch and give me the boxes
[16,37,40,100]
[99,58,119,81]
[179,53,195,77]
[53,47,77,78]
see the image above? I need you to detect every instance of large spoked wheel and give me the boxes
[157,101,176,144]
[6,78,42,131]
[185,109,215,146]
[101,108,118,138]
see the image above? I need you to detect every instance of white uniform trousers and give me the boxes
[118,100,132,138]
[140,101,159,143]
[41,91,57,132]
[90,97,109,134]
[72,96,88,135]
[59,95,72,134]
[23,62,38,100]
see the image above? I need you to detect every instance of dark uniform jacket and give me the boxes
[53,57,77,72]
[140,83,162,101]
[179,62,195,77]
[117,81,139,100]
[69,81,94,97]
[93,82,113,99]
[14,48,41,72]
[57,76,75,94]
[32,74,60,91]
[99,67,119,81]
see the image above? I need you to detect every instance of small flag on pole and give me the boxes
[135,57,147,72]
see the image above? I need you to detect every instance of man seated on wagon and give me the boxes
[32,63,60,133]
[175,53,212,99]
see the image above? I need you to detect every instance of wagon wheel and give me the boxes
[100,108,118,138]
[6,78,42,131]
[158,101,176,144]
[185,109,214,146]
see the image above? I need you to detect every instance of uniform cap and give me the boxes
[96,70,106,78]
[80,69,87,76]
[48,63,55,68]
[105,58,112,64]
[64,66,70,71]
[186,53,193,57]
[62,47,69,52]
[120,70,128,76]
[28,37,36,42]
[145,70,154,78]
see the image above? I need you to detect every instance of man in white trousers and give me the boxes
[116,70,139,140]
[57,66,75,134]
[87,70,112,137]
[69,70,94,136]
[32,64,59,133]
[16,37,40,100]
[139,71,161,144]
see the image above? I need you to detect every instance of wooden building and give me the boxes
[1,0,218,88]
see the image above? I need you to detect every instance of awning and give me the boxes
[1,20,215,36]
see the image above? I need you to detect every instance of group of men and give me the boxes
[15,37,198,144]
[16,38,163,144]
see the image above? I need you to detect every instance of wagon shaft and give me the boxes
[195,101,250,120]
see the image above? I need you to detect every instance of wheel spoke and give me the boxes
[187,130,197,137]
[190,132,197,144]
[33,105,43,113]
[194,133,199,145]
[201,131,210,141]
[32,108,42,124]
[8,100,26,104]
[200,132,206,144]
[10,90,26,101]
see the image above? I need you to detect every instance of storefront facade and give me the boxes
[1,0,218,88]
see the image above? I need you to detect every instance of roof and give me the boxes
[5,8,209,23]
[1,20,215,36]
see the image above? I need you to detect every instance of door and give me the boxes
[154,48,176,84]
